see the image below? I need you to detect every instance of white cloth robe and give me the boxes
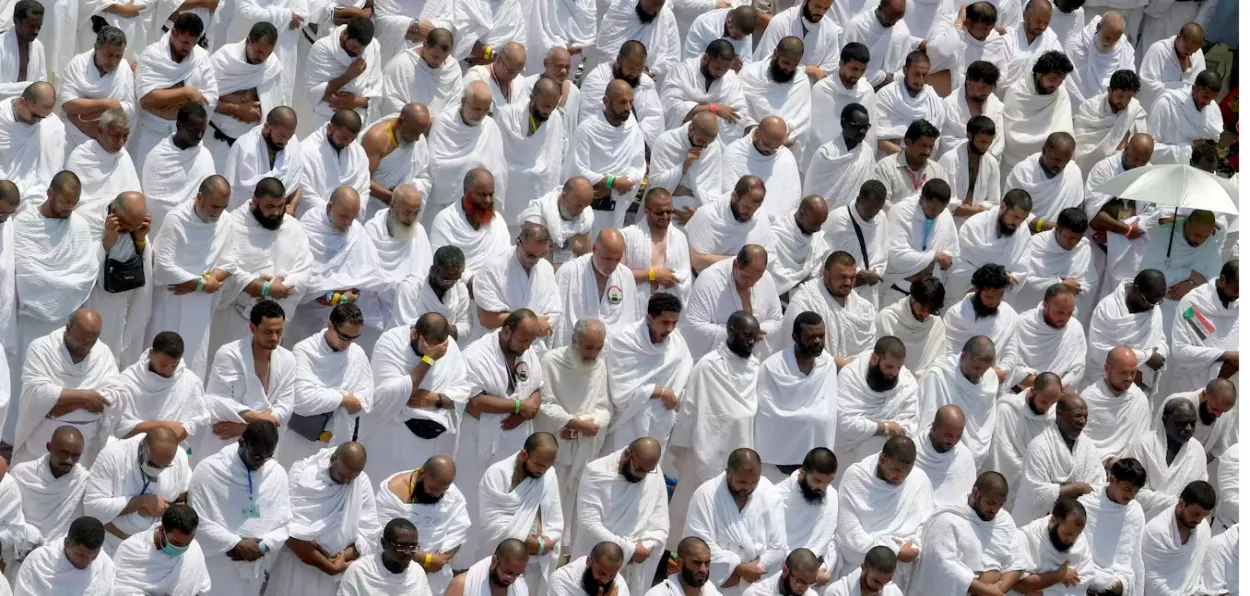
[336,553,434,595]
[0,472,39,572]
[82,433,193,554]
[753,5,841,74]
[1004,154,1086,224]
[65,141,142,234]
[1123,427,1208,521]
[874,80,945,144]
[449,0,525,61]
[1148,88,1223,166]
[224,0,303,106]
[132,35,217,172]
[834,454,934,589]
[766,214,817,296]
[937,141,1002,230]
[1139,218,1223,305]
[1072,94,1148,176]
[1201,522,1237,594]
[57,49,135,153]
[1006,305,1088,390]
[12,328,117,467]
[551,254,637,348]
[647,126,726,214]
[378,49,463,120]
[753,348,837,467]
[1084,281,1168,387]
[426,200,511,282]
[141,135,217,237]
[1080,377,1153,462]
[1000,74,1074,175]
[205,39,285,170]
[781,277,876,360]
[822,204,889,307]
[1083,156,1159,304]
[295,126,372,218]
[602,318,693,451]
[10,455,87,541]
[460,556,530,596]
[684,9,754,63]
[472,249,562,348]
[872,152,952,208]
[619,220,692,311]
[1064,16,1137,109]
[364,129,426,216]
[738,59,812,160]
[296,27,381,136]
[517,75,582,144]
[825,569,904,596]
[1157,391,1239,469]
[550,555,632,596]
[103,349,208,452]
[645,575,727,596]
[842,10,915,88]
[522,0,595,74]
[1013,231,1098,316]
[360,326,468,484]
[940,293,1021,371]
[389,273,473,340]
[917,354,1000,465]
[944,205,1032,306]
[1003,25,1061,87]
[683,474,788,596]
[1077,488,1145,595]
[535,345,612,525]
[373,474,472,594]
[425,111,508,215]
[881,195,959,298]
[198,339,297,461]
[1017,516,1096,594]
[571,449,669,596]
[833,350,919,467]
[147,200,234,378]
[985,390,1055,510]
[1137,36,1206,111]
[359,209,432,337]
[110,526,212,596]
[222,124,305,210]
[802,136,876,216]
[577,62,666,148]
[497,101,566,226]
[292,208,386,343]
[905,503,1025,596]
[0,95,64,206]
[874,295,948,376]
[563,111,649,231]
[660,59,754,144]
[806,75,877,170]
[516,190,593,258]
[277,333,375,469]
[13,540,114,596]
[463,65,528,117]
[1140,510,1210,596]
[269,448,382,596]
[587,0,680,81]
[937,89,1005,162]
[720,136,802,221]
[470,453,564,593]
[774,470,838,570]
[188,442,292,595]
[681,257,784,358]
[913,429,978,510]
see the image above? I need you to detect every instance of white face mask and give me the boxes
[141,460,166,479]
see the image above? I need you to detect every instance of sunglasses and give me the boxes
[333,324,361,342]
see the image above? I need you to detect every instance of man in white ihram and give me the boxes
[205,22,285,170]
[772,448,839,585]
[572,438,669,596]
[518,178,595,269]
[1122,398,1208,521]
[918,336,999,466]
[943,190,1032,306]
[985,371,1060,510]
[59,26,134,157]
[1139,480,1215,596]
[802,104,875,217]
[12,516,114,595]
[497,78,567,231]
[62,109,141,232]
[842,0,916,90]
[1014,207,1098,314]
[565,79,647,233]
[661,40,751,144]
[881,180,958,306]
[8,426,88,570]
[373,456,470,594]
[874,278,948,376]
[739,37,813,161]
[109,503,212,596]
[781,252,875,367]
[683,245,783,358]
[685,177,774,273]
[1012,393,1105,526]
[427,169,511,284]
[1000,50,1073,176]
[1004,133,1084,235]
[140,102,216,236]
[1063,12,1136,109]
[472,222,561,349]
[357,184,431,348]
[1072,70,1147,176]
[361,106,433,222]
[82,427,191,555]
[1080,346,1153,464]
[377,29,462,120]
[942,264,1019,384]
[913,406,977,510]
[132,14,217,172]
[0,83,63,207]
[755,316,838,481]
[105,331,209,457]
[295,110,371,218]
[720,117,801,221]
[298,18,381,136]
[834,337,918,473]
[767,193,827,299]
[424,82,507,226]
[552,230,638,348]
[221,106,304,211]
[1009,286,1087,394]
[1077,458,1147,596]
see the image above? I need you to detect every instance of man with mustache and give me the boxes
[874,52,945,159]
[881,179,958,305]
[661,39,752,144]
[1005,286,1087,392]
[589,0,681,83]
[938,61,1005,164]
[8,425,88,567]
[770,449,839,586]
[425,82,507,227]
[1148,70,1223,167]
[550,541,628,596]
[1141,481,1217,594]
[803,104,876,218]
[1003,0,1061,88]
[377,28,463,120]
[873,277,947,375]
[824,547,903,596]
[918,337,1000,466]
[334,518,425,595]
[783,251,874,365]
[719,116,802,221]
[938,114,1002,231]
[428,167,511,282]
[1073,70,1147,176]
[843,0,916,90]
[740,548,821,596]
[472,222,562,352]
[518,177,595,267]
[618,190,693,312]
[681,448,787,596]
[1080,346,1154,465]
[295,109,371,218]
[1014,391,1101,526]
[740,37,813,160]
[1076,458,1147,596]
[682,244,783,357]
[464,42,528,114]
[1139,209,1223,340]
[59,26,133,152]
[105,331,209,455]
[518,47,582,135]
[835,436,933,592]
[1123,398,1207,520]
[143,99,216,238]
[985,372,1062,511]
[1064,11,1135,110]
[1155,378,1238,466]
[1015,208,1098,316]
[358,184,432,351]
[205,22,282,173]
[1001,50,1075,175]
[647,112,725,220]
[12,515,114,594]
[222,105,304,210]
[755,0,840,83]
[684,5,759,67]
[912,405,977,509]
[62,108,141,233]
[1138,22,1206,111]
[756,314,839,480]
[808,44,876,167]
[821,180,887,307]
[362,103,432,219]
[646,536,716,596]
[1015,497,1093,593]
[924,2,1012,98]
[833,336,918,477]
[499,79,568,232]
[572,437,668,596]
[209,177,314,353]
[872,118,949,208]
[446,538,530,596]
[390,247,472,342]
[942,264,1019,384]
[566,79,647,234]
[470,432,563,594]
[1004,131,1083,234]
[945,189,1033,308]
[132,13,216,172]
[376,456,471,594]
[552,230,638,347]
[299,17,380,136]
[578,41,665,147]
[908,471,1024,596]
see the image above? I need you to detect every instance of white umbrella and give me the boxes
[1092,164,1240,215]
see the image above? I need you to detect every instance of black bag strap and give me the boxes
[847,205,870,267]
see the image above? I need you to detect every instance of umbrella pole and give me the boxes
[1166,208,1178,259]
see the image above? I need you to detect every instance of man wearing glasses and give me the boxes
[337,518,428,594]
[82,426,192,555]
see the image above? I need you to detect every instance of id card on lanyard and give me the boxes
[905,168,926,192]
[242,468,261,519]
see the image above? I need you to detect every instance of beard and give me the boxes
[635,2,657,23]
[727,337,754,359]
[778,574,801,596]
[388,210,418,240]
[612,64,641,88]
[971,500,995,522]
[996,216,1018,237]
[581,567,614,596]
[971,291,998,319]
[865,362,899,392]
[795,340,823,360]
[251,204,283,230]
[1199,401,1218,426]
[530,103,551,124]
[1047,524,1075,552]
[797,475,825,504]
[682,564,709,588]
[769,59,796,83]
[463,197,494,227]
[619,459,645,483]
[729,200,750,223]
[800,1,821,22]
[410,479,443,504]
[1033,74,1054,96]
[489,568,510,588]
[1216,283,1236,307]
[263,130,286,152]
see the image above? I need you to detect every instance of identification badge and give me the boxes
[553,248,573,265]
[242,503,261,519]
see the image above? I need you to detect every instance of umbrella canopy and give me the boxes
[1092,164,1240,215]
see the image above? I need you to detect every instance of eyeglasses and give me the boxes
[385,539,419,555]
[333,324,361,342]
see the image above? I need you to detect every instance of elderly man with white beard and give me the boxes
[1001,51,1074,177]
[803,105,875,217]
[669,312,763,530]
[1149,72,1223,166]
[141,103,215,237]
[210,178,315,352]
[390,247,472,341]
[913,405,978,510]
[473,222,562,349]
[834,337,918,469]
[0,83,62,207]
[12,516,114,595]
[470,432,564,595]
[835,436,934,591]
[937,116,1001,231]
[1063,12,1136,109]
[754,0,841,83]
[550,542,631,596]
[498,79,567,230]
[771,449,839,585]
[222,106,304,211]
[428,169,511,283]
[190,420,291,596]
[822,182,888,306]
[1162,259,1238,397]
[374,456,471,594]
[536,320,611,534]
[1084,269,1168,389]
[64,109,141,232]
[907,471,1025,596]
[518,178,595,267]
[291,187,384,345]
[1157,378,1238,463]
[766,196,827,297]
[147,177,233,378]
[572,438,668,595]
[1015,497,1095,594]
[110,504,211,596]
[938,62,1005,163]
[647,115,724,220]
[1014,209,1098,316]
[782,252,875,367]
[681,448,787,596]
[808,45,876,165]
[361,104,433,219]
[986,372,1060,508]
[295,110,371,219]
[942,265,1019,384]
[206,23,284,170]
[1122,399,1208,521]
[756,316,838,481]
[1077,458,1147,596]
[619,189,693,310]
[567,80,647,234]
[739,38,812,160]
[444,538,530,596]
[1073,71,1148,175]
[874,279,947,376]
[918,336,999,465]
[279,303,373,468]
[881,180,958,306]
[297,18,381,137]
[1081,346,1153,464]
[104,332,209,453]
[578,41,665,147]
[874,54,945,159]
[552,230,638,348]
[686,177,775,273]
[377,29,462,120]
[268,442,380,596]
[1141,481,1215,595]
[425,83,507,225]
[83,427,191,555]
[1007,287,1086,392]
[721,117,802,221]
[602,292,692,452]
[11,309,117,468]
[944,190,1032,308]
[683,245,784,358]
[131,14,217,173]
[589,0,680,83]
[1013,393,1105,526]
[1005,133,1084,235]
[358,185,431,349]
[59,27,134,156]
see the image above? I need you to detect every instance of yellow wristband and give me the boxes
[484,45,493,61]
[424,553,433,568]
[648,268,656,282]
[135,239,146,249]
[421,354,435,366]
[331,292,342,305]
[1034,218,1044,232]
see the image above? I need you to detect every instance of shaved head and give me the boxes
[1057,392,1086,414]
[758,115,788,142]
[501,41,525,63]
[391,184,422,212]
[692,111,719,136]
[677,536,710,558]
[934,404,966,429]
[69,308,103,335]
[23,80,55,108]
[1107,345,1137,368]
[423,455,456,481]
[465,80,492,105]
[495,538,529,560]
[1102,10,1125,31]
[591,541,626,565]
[606,79,633,101]
[1024,0,1052,16]
[546,45,571,63]
[1126,133,1155,159]
[595,228,625,253]
[267,105,297,128]
[111,191,147,220]
[628,437,661,461]
[785,548,820,573]
[335,441,368,467]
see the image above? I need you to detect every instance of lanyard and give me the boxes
[140,477,151,496]
[246,468,254,501]
[528,114,539,135]
[905,168,926,191]
[922,218,935,251]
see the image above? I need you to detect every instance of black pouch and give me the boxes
[404,418,448,440]
[103,252,145,293]
[288,412,333,442]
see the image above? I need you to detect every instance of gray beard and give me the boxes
[388,211,417,240]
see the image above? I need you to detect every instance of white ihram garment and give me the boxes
[602,318,693,452]
[140,135,217,236]
[1005,306,1087,390]
[833,352,919,468]
[82,433,193,554]
[917,354,1000,465]
[905,503,1025,596]
[985,391,1053,511]
[834,454,934,590]
[373,474,471,594]
[682,474,787,596]
[198,338,297,460]
[753,350,837,467]
[1079,377,1152,462]
[277,333,375,468]
[1077,488,1145,596]
[132,35,217,172]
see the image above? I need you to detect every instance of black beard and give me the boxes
[971,292,998,319]
[635,2,657,23]
[795,342,823,360]
[769,59,796,84]
[801,1,821,22]
[1199,401,1217,426]
[996,217,1017,237]
[729,200,749,222]
[612,64,641,88]
[251,205,283,230]
[797,475,824,503]
[727,337,754,359]
[1216,283,1235,307]
[699,61,719,84]
[1033,74,1049,95]
[410,480,442,504]
[263,130,284,152]
[619,459,645,483]
[490,568,508,588]
[1047,524,1074,552]
[682,565,708,588]
[1042,311,1062,329]
[865,363,898,392]
[778,574,800,596]
[529,104,550,124]
[582,567,613,595]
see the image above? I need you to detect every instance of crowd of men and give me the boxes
[0,0,1237,592]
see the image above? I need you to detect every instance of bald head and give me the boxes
[396,103,431,141]
[495,538,529,561]
[111,191,147,221]
[777,36,804,57]
[391,184,422,213]
[199,175,230,200]
[758,115,789,141]
[1204,378,1237,406]
[974,470,1009,496]
[69,308,103,336]
[628,437,662,461]
[532,76,561,101]
[591,542,626,566]
[22,81,55,108]
[334,441,368,467]
[546,45,571,63]
[268,105,297,128]
[328,186,362,227]
[607,79,634,101]
[501,41,525,63]
[934,404,966,430]
[1056,392,1086,414]
[595,228,625,253]
[1101,10,1125,31]
[1024,0,1052,17]
[691,111,719,136]
[51,425,84,449]
[785,548,821,573]
[677,536,711,559]
[962,336,996,362]
[1107,345,1137,368]
[1179,22,1204,44]
[1126,133,1155,162]
[562,176,593,204]
[421,454,456,481]
[797,194,829,231]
